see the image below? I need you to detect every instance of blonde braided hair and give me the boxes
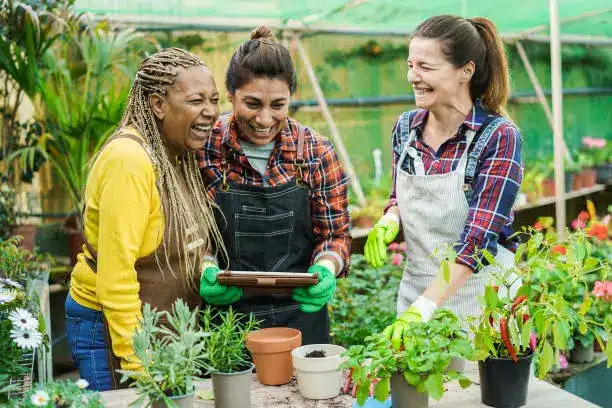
[117,47,225,285]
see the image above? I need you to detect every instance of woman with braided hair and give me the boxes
[198,26,351,345]
[65,47,225,391]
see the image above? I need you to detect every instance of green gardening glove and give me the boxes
[381,296,437,351]
[364,213,400,268]
[292,262,337,313]
[199,265,243,305]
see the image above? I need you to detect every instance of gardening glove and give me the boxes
[364,213,400,268]
[382,296,437,351]
[199,263,243,305]
[292,260,337,313]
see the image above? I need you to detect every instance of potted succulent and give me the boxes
[200,307,259,408]
[12,378,103,407]
[119,300,209,408]
[471,229,612,408]
[343,309,473,408]
[246,327,301,386]
[291,343,347,400]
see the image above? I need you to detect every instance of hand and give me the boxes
[199,265,243,305]
[381,296,437,350]
[381,306,422,351]
[292,263,337,313]
[364,213,400,268]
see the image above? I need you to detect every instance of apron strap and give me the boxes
[294,123,308,185]
[462,116,506,202]
[219,115,232,191]
[397,110,420,174]
[82,132,152,273]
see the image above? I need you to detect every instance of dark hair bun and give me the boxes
[250,25,275,41]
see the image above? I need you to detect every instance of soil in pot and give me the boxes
[479,351,533,408]
[569,342,594,364]
[151,392,194,408]
[305,350,326,358]
[391,372,428,408]
[292,344,347,400]
[211,363,253,408]
[246,327,301,386]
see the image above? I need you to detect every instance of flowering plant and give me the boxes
[470,228,611,378]
[581,136,610,167]
[0,239,50,403]
[10,378,103,407]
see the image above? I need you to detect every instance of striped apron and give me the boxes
[395,123,519,327]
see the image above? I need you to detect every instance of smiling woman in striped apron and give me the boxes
[364,15,523,349]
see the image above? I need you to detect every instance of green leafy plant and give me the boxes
[199,306,259,374]
[470,228,612,379]
[0,239,50,404]
[8,22,147,216]
[330,254,402,347]
[0,235,51,282]
[342,309,473,406]
[11,378,103,407]
[0,179,17,238]
[119,300,210,407]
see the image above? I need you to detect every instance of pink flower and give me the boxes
[398,242,407,252]
[582,136,607,149]
[391,253,404,266]
[593,281,612,301]
[571,219,586,230]
[388,242,399,252]
[530,332,537,351]
[559,354,569,369]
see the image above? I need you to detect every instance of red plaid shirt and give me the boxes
[197,114,351,276]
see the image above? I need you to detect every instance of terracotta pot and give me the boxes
[11,224,37,252]
[572,171,584,190]
[246,327,301,385]
[63,215,84,266]
[352,215,376,229]
[580,168,597,188]
[542,178,556,197]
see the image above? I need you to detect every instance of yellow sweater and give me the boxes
[69,128,163,371]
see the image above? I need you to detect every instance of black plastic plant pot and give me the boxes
[479,351,533,408]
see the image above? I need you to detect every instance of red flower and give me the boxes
[586,223,608,240]
[533,221,544,231]
[577,211,590,222]
[551,245,566,255]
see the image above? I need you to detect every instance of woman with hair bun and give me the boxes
[197,26,351,345]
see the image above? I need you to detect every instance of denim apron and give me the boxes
[209,117,329,345]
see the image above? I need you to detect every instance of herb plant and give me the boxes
[119,299,209,407]
[199,306,259,374]
[342,309,473,406]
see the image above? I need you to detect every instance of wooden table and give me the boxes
[101,362,599,408]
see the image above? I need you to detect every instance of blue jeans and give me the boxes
[65,293,113,391]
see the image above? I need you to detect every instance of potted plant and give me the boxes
[119,299,209,408]
[576,152,596,189]
[200,306,259,408]
[564,157,582,192]
[291,343,347,400]
[246,327,301,386]
[471,229,612,408]
[11,378,103,407]
[343,309,473,408]
[581,136,611,184]
[0,178,18,240]
[0,237,51,404]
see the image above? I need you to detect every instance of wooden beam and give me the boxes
[293,35,367,207]
[549,0,567,237]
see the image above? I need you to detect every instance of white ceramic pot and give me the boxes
[291,344,347,400]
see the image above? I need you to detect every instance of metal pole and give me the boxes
[549,0,567,237]
[293,35,367,207]
[515,41,571,161]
